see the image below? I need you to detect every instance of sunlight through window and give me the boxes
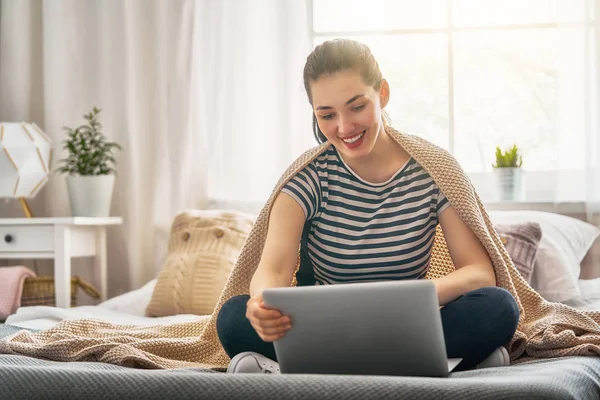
[312,0,593,179]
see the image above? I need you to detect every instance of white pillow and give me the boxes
[488,210,600,302]
[529,235,580,302]
[98,279,157,316]
[576,278,600,302]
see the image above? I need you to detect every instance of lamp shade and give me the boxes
[0,122,53,198]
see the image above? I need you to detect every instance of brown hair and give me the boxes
[303,39,387,143]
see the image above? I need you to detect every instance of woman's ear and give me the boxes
[380,79,390,108]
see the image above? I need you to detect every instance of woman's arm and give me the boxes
[249,192,306,298]
[246,192,306,342]
[434,205,496,306]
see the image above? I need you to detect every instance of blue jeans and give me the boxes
[216,286,520,371]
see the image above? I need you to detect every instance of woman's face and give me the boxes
[310,69,389,159]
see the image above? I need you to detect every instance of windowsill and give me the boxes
[483,200,586,214]
[469,170,589,215]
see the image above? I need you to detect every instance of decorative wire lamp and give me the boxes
[0,122,52,218]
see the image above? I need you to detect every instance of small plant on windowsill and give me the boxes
[57,107,122,217]
[492,144,524,201]
[492,144,523,169]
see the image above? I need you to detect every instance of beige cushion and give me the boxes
[146,210,254,317]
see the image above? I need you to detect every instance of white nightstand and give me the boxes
[0,217,123,308]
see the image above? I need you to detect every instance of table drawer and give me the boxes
[0,225,54,252]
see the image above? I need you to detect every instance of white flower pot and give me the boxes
[66,175,116,217]
[493,168,524,202]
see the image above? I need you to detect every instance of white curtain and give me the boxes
[588,0,600,223]
[0,0,311,296]
[198,0,313,206]
[0,0,207,295]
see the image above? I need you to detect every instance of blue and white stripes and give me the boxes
[282,146,450,285]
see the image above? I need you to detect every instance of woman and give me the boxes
[217,39,520,374]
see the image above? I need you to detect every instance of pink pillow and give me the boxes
[0,266,37,320]
[495,222,542,284]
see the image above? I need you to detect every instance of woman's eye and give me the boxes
[320,114,334,120]
[352,104,365,112]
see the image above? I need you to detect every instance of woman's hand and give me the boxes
[246,294,292,342]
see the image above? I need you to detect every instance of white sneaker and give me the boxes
[474,346,510,369]
[227,352,281,374]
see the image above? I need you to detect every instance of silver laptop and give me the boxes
[262,280,462,377]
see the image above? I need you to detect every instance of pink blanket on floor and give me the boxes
[0,266,36,320]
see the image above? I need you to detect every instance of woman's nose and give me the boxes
[338,117,355,135]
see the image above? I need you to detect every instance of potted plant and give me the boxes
[57,107,122,217]
[492,144,524,201]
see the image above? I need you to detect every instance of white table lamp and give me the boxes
[0,122,53,218]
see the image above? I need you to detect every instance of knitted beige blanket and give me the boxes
[2,127,600,369]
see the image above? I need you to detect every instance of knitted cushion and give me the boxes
[146,210,254,317]
[494,222,543,284]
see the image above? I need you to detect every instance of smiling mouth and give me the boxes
[341,130,365,144]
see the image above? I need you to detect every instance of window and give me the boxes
[311,0,596,201]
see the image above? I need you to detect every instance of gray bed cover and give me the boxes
[0,325,599,400]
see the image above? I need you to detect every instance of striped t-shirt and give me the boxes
[281,146,451,285]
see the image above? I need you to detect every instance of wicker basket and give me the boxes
[21,276,101,307]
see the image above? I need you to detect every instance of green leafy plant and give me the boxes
[492,144,523,168]
[57,107,121,176]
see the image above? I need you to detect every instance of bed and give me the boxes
[2,286,600,399]
[2,209,600,399]
[1,322,599,400]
